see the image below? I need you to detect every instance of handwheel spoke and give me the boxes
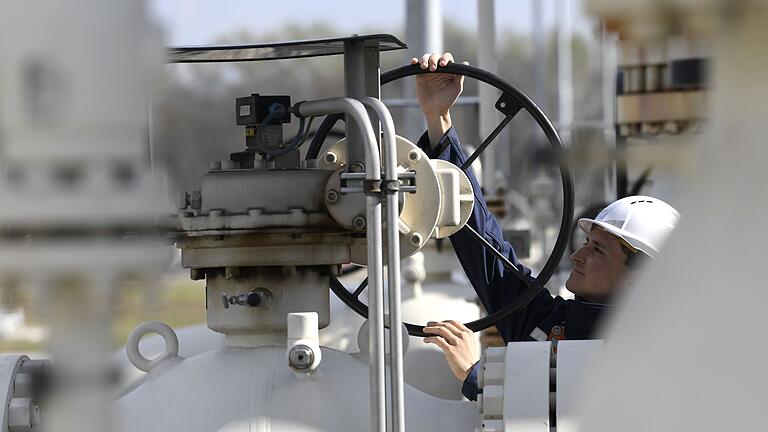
[352,277,368,298]
[461,114,515,171]
[463,225,532,283]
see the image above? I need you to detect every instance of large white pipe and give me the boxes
[296,98,386,432]
[361,97,404,432]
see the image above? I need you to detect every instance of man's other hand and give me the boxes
[423,320,480,381]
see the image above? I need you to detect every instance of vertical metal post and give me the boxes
[531,0,548,112]
[557,0,574,145]
[344,38,380,172]
[478,0,499,193]
[601,24,619,201]
[403,0,443,140]
[344,40,386,431]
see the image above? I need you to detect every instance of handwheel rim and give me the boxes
[327,62,575,336]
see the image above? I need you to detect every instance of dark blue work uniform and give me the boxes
[417,128,609,400]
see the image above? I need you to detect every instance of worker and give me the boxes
[413,52,681,400]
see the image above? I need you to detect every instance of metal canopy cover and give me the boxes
[168,34,407,63]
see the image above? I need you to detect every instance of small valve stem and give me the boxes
[220,289,272,309]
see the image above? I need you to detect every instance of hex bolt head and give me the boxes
[326,190,339,204]
[352,216,367,231]
[324,152,338,165]
[410,232,423,247]
[288,345,315,370]
[407,150,421,163]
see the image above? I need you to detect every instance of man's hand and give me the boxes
[410,53,468,147]
[423,320,480,381]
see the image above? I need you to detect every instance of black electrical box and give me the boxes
[235,94,291,125]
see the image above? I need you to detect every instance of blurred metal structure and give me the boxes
[577,1,766,431]
[0,1,167,432]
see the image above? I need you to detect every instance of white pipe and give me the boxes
[361,97,404,432]
[297,97,386,432]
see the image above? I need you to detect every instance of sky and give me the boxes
[148,0,595,46]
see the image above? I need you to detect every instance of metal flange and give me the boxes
[321,136,446,264]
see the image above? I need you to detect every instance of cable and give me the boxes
[305,113,344,160]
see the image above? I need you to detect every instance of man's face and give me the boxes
[565,226,628,302]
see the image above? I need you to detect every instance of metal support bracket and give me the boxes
[340,172,417,195]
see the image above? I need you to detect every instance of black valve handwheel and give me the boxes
[326,63,574,337]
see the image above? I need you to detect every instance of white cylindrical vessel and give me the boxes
[114,345,479,432]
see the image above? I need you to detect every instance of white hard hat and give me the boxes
[578,195,680,258]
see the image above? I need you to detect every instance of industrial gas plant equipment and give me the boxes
[0,17,601,430]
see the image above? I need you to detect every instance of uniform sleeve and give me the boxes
[416,128,554,342]
[461,361,481,401]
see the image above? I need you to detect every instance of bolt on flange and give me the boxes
[352,216,367,231]
[326,190,339,204]
[323,152,338,165]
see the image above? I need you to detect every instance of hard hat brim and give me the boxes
[577,218,658,258]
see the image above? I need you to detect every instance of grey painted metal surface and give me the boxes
[556,341,604,432]
[115,345,480,432]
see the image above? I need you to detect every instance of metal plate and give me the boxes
[555,340,604,432]
[168,34,406,63]
[501,342,551,432]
